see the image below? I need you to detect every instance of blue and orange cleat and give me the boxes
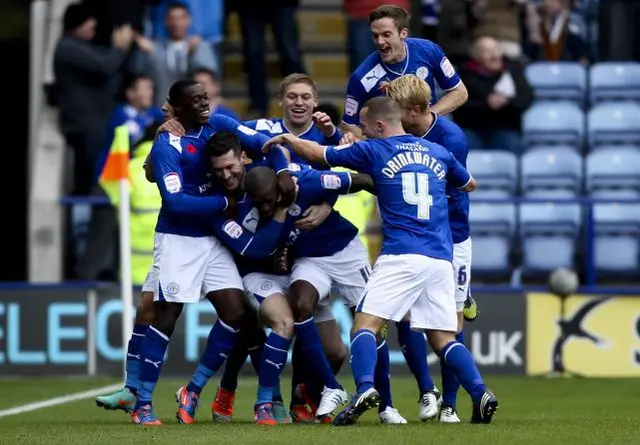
[254,403,278,426]
[95,387,136,413]
[131,404,162,425]
[175,386,199,424]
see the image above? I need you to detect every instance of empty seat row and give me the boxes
[522,101,640,151]
[467,147,640,195]
[525,61,640,106]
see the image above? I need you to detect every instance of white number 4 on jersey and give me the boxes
[402,172,433,220]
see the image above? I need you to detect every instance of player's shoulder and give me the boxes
[152,132,181,153]
[436,115,465,141]
[351,51,381,78]
[246,118,285,135]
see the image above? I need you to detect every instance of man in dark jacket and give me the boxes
[453,36,533,154]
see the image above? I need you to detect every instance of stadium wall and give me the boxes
[0,285,638,378]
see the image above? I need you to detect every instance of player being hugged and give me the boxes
[263,96,499,426]
[341,5,467,140]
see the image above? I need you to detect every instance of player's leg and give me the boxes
[416,256,498,424]
[95,276,154,412]
[289,261,348,417]
[176,239,246,424]
[133,233,212,425]
[334,254,429,426]
[440,237,473,423]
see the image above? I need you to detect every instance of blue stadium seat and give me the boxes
[469,203,516,276]
[587,102,640,149]
[519,203,582,272]
[586,147,640,192]
[589,62,640,104]
[467,150,518,195]
[593,201,640,274]
[521,147,583,194]
[522,101,585,149]
[525,62,586,106]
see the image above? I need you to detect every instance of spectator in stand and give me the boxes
[453,36,533,154]
[236,0,306,118]
[54,2,133,196]
[148,0,224,71]
[131,2,218,107]
[191,68,241,120]
[343,0,409,73]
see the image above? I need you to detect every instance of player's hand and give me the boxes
[487,93,508,110]
[276,171,296,207]
[295,202,332,230]
[339,132,359,145]
[312,111,336,137]
[274,178,299,222]
[272,248,290,274]
[262,134,289,153]
[157,118,186,137]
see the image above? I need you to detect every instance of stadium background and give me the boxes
[1,0,640,383]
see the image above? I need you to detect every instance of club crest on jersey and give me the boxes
[321,174,342,190]
[288,204,301,217]
[223,220,243,239]
[289,163,301,172]
[416,66,429,80]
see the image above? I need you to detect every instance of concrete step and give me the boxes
[223,96,345,121]
[222,53,349,85]
[225,10,346,46]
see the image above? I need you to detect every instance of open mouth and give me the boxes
[199,108,210,118]
[291,107,307,117]
[379,47,391,56]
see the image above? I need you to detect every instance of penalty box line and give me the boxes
[0,384,122,419]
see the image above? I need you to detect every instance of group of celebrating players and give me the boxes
[94,4,499,426]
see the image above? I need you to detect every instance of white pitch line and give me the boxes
[0,383,122,419]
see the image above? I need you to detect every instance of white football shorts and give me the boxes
[453,237,472,312]
[291,236,370,310]
[243,272,290,313]
[357,253,457,332]
[153,233,243,303]
[141,265,157,293]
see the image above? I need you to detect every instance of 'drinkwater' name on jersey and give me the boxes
[381,143,447,180]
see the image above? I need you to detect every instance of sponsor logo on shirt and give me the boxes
[345,97,359,116]
[321,174,342,190]
[440,57,456,78]
[223,220,243,239]
[163,172,182,194]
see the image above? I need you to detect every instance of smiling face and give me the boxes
[177,83,210,125]
[370,17,408,64]
[210,149,245,192]
[280,80,318,128]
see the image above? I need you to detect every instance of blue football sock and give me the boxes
[135,326,169,409]
[125,323,148,394]
[442,340,487,402]
[396,321,435,394]
[350,328,377,394]
[295,318,341,390]
[374,339,393,412]
[248,342,263,374]
[441,331,464,407]
[187,320,239,394]
[256,332,291,405]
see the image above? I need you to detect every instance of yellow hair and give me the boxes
[384,74,432,111]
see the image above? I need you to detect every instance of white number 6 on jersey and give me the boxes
[402,172,433,220]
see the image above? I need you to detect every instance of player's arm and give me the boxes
[151,137,228,214]
[445,152,476,192]
[263,134,329,167]
[339,75,366,139]
[210,208,288,259]
[429,43,468,116]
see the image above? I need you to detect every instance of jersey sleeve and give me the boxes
[443,151,471,189]
[151,135,228,214]
[296,169,353,203]
[211,114,289,174]
[322,126,343,146]
[323,141,372,174]
[428,42,462,91]
[341,74,366,127]
[209,216,284,258]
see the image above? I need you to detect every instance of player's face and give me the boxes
[359,108,382,139]
[370,18,408,64]
[211,150,245,191]
[193,73,221,109]
[280,83,318,127]
[178,84,210,124]
[250,187,279,219]
[128,78,154,110]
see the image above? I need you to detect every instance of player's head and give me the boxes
[168,79,210,125]
[384,74,432,133]
[368,5,409,64]
[192,68,221,109]
[207,131,246,191]
[123,74,154,110]
[471,36,503,73]
[359,96,404,139]
[245,166,279,219]
[279,74,319,127]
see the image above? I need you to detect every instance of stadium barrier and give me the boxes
[1,284,638,377]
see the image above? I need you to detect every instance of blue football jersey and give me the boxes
[420,114,470,244]
[323,134,471,261]
[151,114,288,237]
[244,118,342,169]
[342,38,461,127]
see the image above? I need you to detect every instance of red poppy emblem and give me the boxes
[186,144,197,154]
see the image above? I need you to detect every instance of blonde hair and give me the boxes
[384,74,432,112]
[279,73,318,98]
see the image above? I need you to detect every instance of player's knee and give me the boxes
[209,289,246,328]
[270,315,295,339]
[135,291,155,325]
[288,281,319,322]
[427,330,455,355]
[152,301,183,337]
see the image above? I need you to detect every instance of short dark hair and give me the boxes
[121,74,152,100]
[206,131,242,159]
[361,96,403,122]
[245,166,277,197]
[168,79,198,107]
[368,5,410,32]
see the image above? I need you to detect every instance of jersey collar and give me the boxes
[420,112,438,138]
[282,119,314,138]
[381,42,410,76]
